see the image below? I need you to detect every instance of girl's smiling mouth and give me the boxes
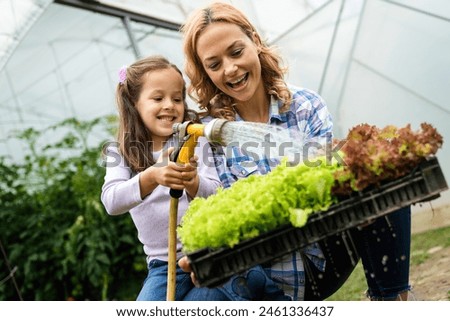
[157,115,177,122]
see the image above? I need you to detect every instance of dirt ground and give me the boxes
[407,205,450,301]
[408,245,450,301]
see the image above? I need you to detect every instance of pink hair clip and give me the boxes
[118,65,127,84]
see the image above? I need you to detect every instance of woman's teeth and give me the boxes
[228,73,248,88]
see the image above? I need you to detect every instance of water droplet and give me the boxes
[392,233,396,238]
[383,267,388,272]
[376,237,381,242]
[381,255,388,265]
[370,273,375,278]
[318,274,323,279]
[372,230,377,235]
[400,255,406,261]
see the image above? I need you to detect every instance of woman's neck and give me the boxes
[234,85,270,123]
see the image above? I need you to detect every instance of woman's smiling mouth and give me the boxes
[226,73,249,89]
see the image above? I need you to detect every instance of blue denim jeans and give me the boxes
[352,206,411,300]
[137,259,228,301]
[218,265,291,301]
[303,206,412,300]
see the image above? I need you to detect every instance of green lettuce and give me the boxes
[178,156,339,252]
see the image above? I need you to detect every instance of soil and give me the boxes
[408,246,450,301]
[353,207,450,301]
[408,206,450,301]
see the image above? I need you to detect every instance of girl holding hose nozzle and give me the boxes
[101,55,227,300]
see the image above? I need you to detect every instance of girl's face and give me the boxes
[196,22,263,104]
[136,68,185,150]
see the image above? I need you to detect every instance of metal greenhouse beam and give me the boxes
[121,15,141,59]
[54,0,181,31]
[268,0,334,45]
[318,0,346,95]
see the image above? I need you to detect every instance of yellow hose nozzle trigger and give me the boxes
[177,124,205,164]
[171,122,206,165]
[172,119,229,164]
[170,122,205,199]
[172,119,228,165]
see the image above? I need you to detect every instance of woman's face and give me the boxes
[196,22,263,104]
[135,68,185,150]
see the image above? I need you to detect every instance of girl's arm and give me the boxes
[101,146,143,215]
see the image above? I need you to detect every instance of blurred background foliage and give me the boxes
[0,116,145,300]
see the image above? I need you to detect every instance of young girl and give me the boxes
[101,55,224,301]
[179,2,411,301]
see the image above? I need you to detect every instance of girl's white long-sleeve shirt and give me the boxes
[101,137,221,263]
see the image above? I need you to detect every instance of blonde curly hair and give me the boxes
[181,2,291,120]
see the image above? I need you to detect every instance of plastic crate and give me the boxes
[186,157,448,288]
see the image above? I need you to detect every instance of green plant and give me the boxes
[0,116,145,300]
[332,123,443,195]
[409,225,450,265]
[325,261,367,301]
[179,156,339,252]
[179,123,443,252]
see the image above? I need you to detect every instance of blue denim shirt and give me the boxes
[203,87,333,300]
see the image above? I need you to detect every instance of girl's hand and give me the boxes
[138,147,183,197]
[180,155,199,198]
[153,147,188,190]
[139,148,200,198]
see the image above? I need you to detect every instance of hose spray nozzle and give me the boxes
[171,119,228,164]
[169,119,228,198]
[203,119,228,145]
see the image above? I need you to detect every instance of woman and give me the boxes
[179,2,411,301]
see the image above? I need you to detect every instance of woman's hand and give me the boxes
[178,256,199,286]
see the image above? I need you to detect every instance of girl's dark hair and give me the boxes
[115,55,197,172]
[181,2,291,120]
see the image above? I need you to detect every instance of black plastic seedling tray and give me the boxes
[186,157,448,288]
